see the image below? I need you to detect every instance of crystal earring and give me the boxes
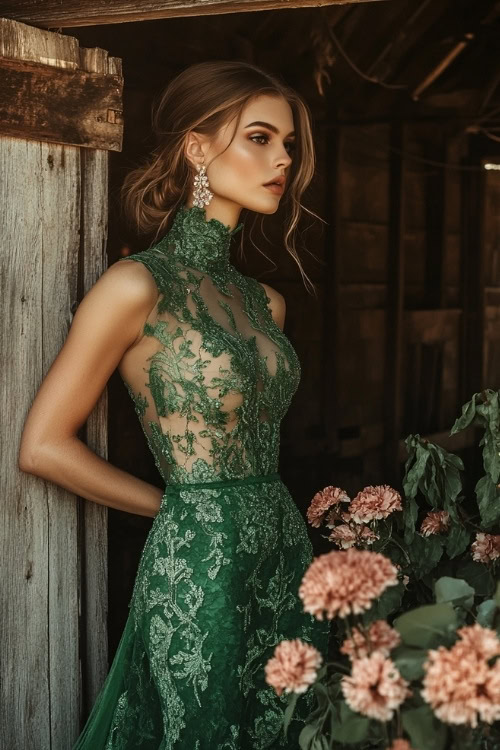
[192,162,213,208]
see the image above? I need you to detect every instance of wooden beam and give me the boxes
[0,0,388,29]
[0,55,123,150]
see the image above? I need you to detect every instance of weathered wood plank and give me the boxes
[0,0,387,27]
[77,45,118,711]
[0,55,123,150]
[1,17,115,748]
[1,140,51,749]
[0,127,81,750]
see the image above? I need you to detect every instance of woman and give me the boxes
[19,61,329,749]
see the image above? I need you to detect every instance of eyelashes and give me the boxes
[249,134,296,154]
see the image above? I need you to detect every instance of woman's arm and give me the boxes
[18,259,163,518]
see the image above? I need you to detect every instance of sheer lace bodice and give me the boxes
[119,204,301,485]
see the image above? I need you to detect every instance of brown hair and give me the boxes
[121,60,320,290]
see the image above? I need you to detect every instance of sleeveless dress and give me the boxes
[73,204,330,750]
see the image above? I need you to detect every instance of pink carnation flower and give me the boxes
[299,549,399,620]
[307,486,350,528]
[349,485,402,524]
[387,741,413,750]
[341,652,411,721]
[341,620,401,660]
[420,510,450,537]
[329,524,357,548]
[471,532,500,563]
[421,624,500,727]
[264,638,322,697]
[457,623,500,660]
[329,524,379,549]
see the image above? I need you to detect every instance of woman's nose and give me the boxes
[275,146,292,169]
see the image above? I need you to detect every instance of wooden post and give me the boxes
[424,137,446,309]
[0,18,119,747]
[321,117,341,455]
[384,122,405,483]
[460,137,485,399]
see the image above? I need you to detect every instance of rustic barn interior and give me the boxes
[51,0,500,656]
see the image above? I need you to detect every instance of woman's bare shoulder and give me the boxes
[95,257,159,306]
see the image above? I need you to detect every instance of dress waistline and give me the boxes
[163,472,281,493]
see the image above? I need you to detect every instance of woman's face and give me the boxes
[199,94,295,218]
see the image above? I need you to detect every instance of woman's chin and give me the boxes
[244,197,281,215]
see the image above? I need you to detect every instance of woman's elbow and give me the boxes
[18,440,40,474]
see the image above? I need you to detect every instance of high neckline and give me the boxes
[157,204,243,276]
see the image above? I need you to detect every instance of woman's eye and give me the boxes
[250,134,269,145]
[250,134,296,156]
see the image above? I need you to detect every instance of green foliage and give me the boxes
[283,692,299,739]
[475,475,500,528]
[394,602,457,648]
[330,703,371,744]
[401,705,448,750]
[406,534,444,579]
[434,576,475,609]
[391,645,427,680]
[294,389,500,750]
[451,389,500,528]
[476,599,497,627]
[445,523,471,558]
[363,582,405,623]
[403,435,463,537]
[456,560,495,597]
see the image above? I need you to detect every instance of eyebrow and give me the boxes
[244,121,295,137]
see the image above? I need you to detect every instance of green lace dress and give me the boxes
[73,205,330,750]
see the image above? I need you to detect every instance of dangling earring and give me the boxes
[192,162,213,208]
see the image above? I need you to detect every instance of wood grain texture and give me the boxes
[0,18,114,748]
[77,45,117,710]
[0,55,123,150]
[0,132,81,750]
[0,0,387,27]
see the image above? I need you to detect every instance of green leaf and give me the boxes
[445,523,471,559]
[394,603,457,648]
[283,692,299,739]
[402,705,448,750]
[456,560,495,597]
[392,645,427,680]
[450,394,479,435]
[434,576,475,608]
[311,738,329,750]
[403,495,418,544]
[475,475,500,528]
[477,599,497,627]
[403,436,429,500]
[495,581,500,607]
[330,702,371,744]
[407,534,444,579]
[364,582,405,623]
[298,724,319,750]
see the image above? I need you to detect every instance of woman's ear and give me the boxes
[184,131,207,169]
